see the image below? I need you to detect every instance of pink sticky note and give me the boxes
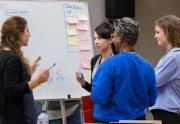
[66,16,79,24]
[79,41,91,51]
[76,22,89,30]
[80,54,92,69]
[78,31,88,41]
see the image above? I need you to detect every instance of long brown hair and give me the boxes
[155,15,180,47]
[0,16,31,75]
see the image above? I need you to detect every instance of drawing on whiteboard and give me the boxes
[47,69,65,85]
[5,9,30,16]
[0,1,92,99]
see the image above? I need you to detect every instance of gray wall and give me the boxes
[79,0,106,32]
[79,0,180,66]
[136,0,180,65]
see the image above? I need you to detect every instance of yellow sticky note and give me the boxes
[67,25,77,35]
[76,12,88,21]
[68,35,79,45]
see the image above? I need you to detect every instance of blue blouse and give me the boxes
[150,48,180,113]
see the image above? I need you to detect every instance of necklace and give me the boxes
[119,49,135,53]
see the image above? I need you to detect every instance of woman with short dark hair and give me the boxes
[75,21,114,92]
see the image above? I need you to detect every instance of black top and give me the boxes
[82,54,101,92]
[0,50,36,124]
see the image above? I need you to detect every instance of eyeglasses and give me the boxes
[111,34,119,38]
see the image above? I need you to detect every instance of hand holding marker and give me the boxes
[35,56,42,64]
[48,63,56,70]
[31,56,42,73]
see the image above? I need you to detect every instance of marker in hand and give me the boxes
[76,72,81,78]
[31,56,42,74]
[48,63,56,70]
[76,71,85,85]
[35,56,42,63]
[78,72,81,78]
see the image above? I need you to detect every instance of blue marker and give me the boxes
[48,63,56,70]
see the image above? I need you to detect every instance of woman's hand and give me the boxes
[75,71,85,86]
[30,56,41,74]
[28,68,49,90]
[35,69,49,84]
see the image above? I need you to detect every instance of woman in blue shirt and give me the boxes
[91,17,157,123]
[150,15,180,124]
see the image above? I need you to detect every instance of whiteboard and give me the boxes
[0,1,93,99]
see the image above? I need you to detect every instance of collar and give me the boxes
[170,47,180,52]
[119,49,135,53]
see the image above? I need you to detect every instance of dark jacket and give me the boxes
[0,50,36,124]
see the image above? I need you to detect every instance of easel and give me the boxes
[60,99,67,124]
